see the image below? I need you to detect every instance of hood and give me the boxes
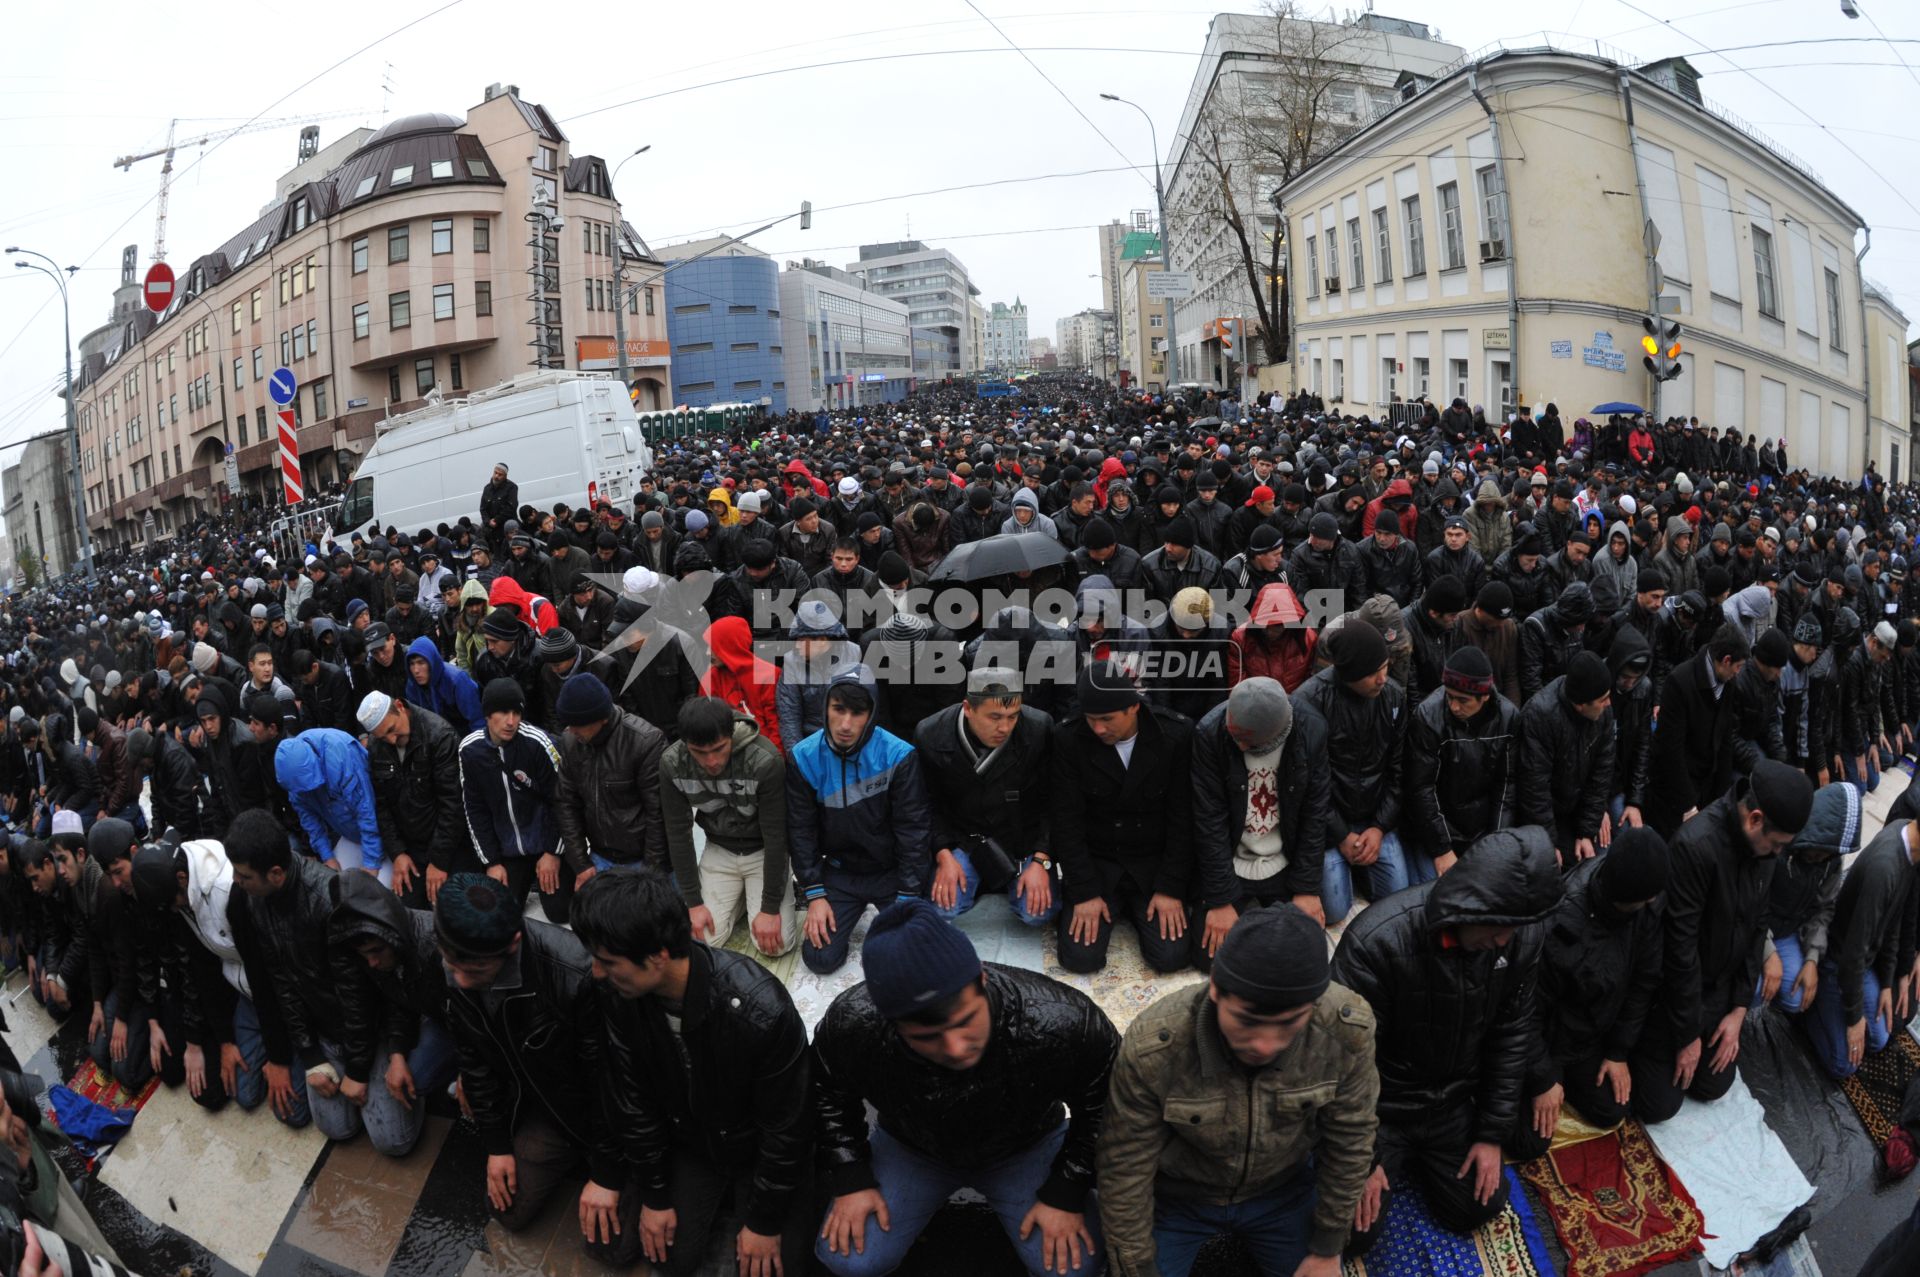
[1011,487,1040,513]
[1098,457,1129,484]
[1249,581,1307,629]
[273,732,329,795]
[826,662,881,757]
[1074,573,1124,630]
[1665,515,1692,541]
[704,616,758,671]
[1728,584,1772,623]
[1606,520,1631,547]
[1425,825,1563,932]
[328,865,412,952]
[59,658,82,686]
[183,837,232,903]
[407,634,450,677]
[1431,477,1460,504]
[488,576,556,634]
[1475,479,1503,506]
[1787,783,1862,860]
[1381,477,1414,504]
[459,579,489,606]
[1606,623,1652,678]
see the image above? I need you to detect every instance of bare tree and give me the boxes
[1174,3,1370,368]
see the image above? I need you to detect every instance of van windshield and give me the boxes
[337,476,373,532]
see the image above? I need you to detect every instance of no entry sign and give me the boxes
[142,262,175,313]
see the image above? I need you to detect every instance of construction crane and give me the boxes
[113,109,370,262]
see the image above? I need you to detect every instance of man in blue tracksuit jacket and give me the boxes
[458,677,568,916]
[274,728,387,882]
[785,663,932,974]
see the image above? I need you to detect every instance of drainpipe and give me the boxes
[1468,64,1520,411]
[1857,227,1873,477]
[1616,69,1664,422]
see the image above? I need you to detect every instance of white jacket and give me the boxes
[180,839,250,999]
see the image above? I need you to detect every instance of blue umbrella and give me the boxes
[1591,401,1644,414]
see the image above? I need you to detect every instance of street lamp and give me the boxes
[7,246,95,580]
[1101,93,1178,386]
[609,145,653,401]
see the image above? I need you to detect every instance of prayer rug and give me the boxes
[1519,1120,1704,1277]
[1342,1168,1556,1277]
[1837,1027,1920,1148]
[1643,1073,1814,1269]
[62,1058,160,1118]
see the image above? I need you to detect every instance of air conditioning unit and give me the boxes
[1325,276,1342,294]
[1478,240,1507,263]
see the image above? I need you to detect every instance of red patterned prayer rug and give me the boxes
[63,1059,161,1115]
[1517,1120,1704,1277]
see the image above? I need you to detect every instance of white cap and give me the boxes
[1875,621,1899,647]
[737,491,762,514]
[356,690,394,735]
[1619,494,1637,516]
[50,810,82,838]
[838,477,860,496]
[251,604,268,620]
[622,565,660,596]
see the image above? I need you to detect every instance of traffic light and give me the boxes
[1642,315,1683,382]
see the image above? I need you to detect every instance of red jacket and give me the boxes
[1361,477,1419,539]
[1628,428,1655,464]
[701,616,782,751]
[1227,583,1319,692]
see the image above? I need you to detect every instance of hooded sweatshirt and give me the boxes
[660,714,791,915]
[451,579,489,670]
[701,616,783,752]
[274,728,385,870]
[1721,584,1774,645]
[1001,487,1060,540]
[181,838,250,1000]
[1465,479,1512,562]
[1591,520,1640,598]
[402,635,484,735]
[1228,582,1318,692]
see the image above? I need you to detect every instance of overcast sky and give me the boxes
[1,0,1915,475]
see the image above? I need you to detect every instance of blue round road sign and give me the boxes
[269,367,298,406]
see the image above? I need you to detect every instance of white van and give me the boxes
[334,371,654,539]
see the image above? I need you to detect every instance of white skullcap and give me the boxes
[356,691,394,735]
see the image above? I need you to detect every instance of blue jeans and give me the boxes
[933,850,1061,927]
[1763,934,1813,1013]
[1805,959,1891,1080]
[1320,831,1415,924]
[1152,1165,1317,1277]
[233,995,310,1127]
[1845,747,1899,794]
[310,1020,456,1155]
[87,990,156,1091]
[814,1122,1102,1277]
[111,802,147,839]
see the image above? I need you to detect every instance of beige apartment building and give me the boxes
[67,84,670,550]
[1280,46,1910,480]
[1118,247,1166,392]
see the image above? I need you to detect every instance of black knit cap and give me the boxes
[1211,904,1329,1010]
[434,872,523,959]
[1599,827,1670,904]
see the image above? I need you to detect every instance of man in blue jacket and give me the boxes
[458,678,568,917]
[275,728,387,885]
[785,665,932,974]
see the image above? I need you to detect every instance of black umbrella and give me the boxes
[1191,415,1223,428]
[929,533,1069,582]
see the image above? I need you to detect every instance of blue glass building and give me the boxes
[662,253,787,413]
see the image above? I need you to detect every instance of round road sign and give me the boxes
[142,262,175,313]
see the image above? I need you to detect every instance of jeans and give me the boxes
[651,1143,815,1276]
[111,802,147,838]
[1845,746,1900,795]
[309,1020,457,1155]
[1805,959,1892,1080]
[934,850,1060,927]
[233,996,310,1127]
[493,1110,643,1265]
[815,1122,1102,1277]
[1759,934,1812,1013]
[802,868,896,975]
[87,990,155,1091]
[1151,1165,1316,1277]
[1320,831,1415,924]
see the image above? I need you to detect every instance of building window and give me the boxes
[1752,226,1780,319]
[231,301,243,333]
[432,219,453,255]
[389,366,403,402]
[256,405,266,438]
[390,291,411,329]
[292,326,305,361]
[583,224,593,255]
[251,288,262,322]
[585,278,595,310]
[467,158,490,178]
[312,380,327,419]
[1373,207,1393,282]
[389,225,409,263]
[430,159,453,180]
[450,354,464,390]
[391,164,414,186]
[475,282,492,316]
[1305,235,1319,295]
[728,304,757,314]
[306,319,316,354]
[433,282,454,320]
[730,342,759,352]
[279,269,291,304]
[414,357,435,396]
[1438,182,1465,269]
[679,381,715,393]
[1475,166,1507,246]
[233,357,244,389]
[678,342,714,354]
[281,332,292,365]
[473,219,490,253]
[1449,357,1469,400]
[1824,267,1844,348]
[1324,226,1340,290]
[353,303,369,339]
[628,285,637,315]
[1347,217,1364,289]
[237,415,248,446]
[645,288,655,316]
[537,145,556,172]
[252,347,264,379]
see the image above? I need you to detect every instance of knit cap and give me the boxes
[860,899,983,1019]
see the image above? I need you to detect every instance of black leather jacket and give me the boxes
[327,871,447,1083]
[913,702,1054,857]
[241,854,344,1058]
[1516,678,1615,848]
[811,964,1118,1212]
[555,705,666,872]
[1291,666,1407,838]
[1528,858,1663,1091]
[602,944,811,1235]
[369,705,469,871]
[1403,688,1518,856]
[446,918,615,1179]
[1329,826,1562,1143]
